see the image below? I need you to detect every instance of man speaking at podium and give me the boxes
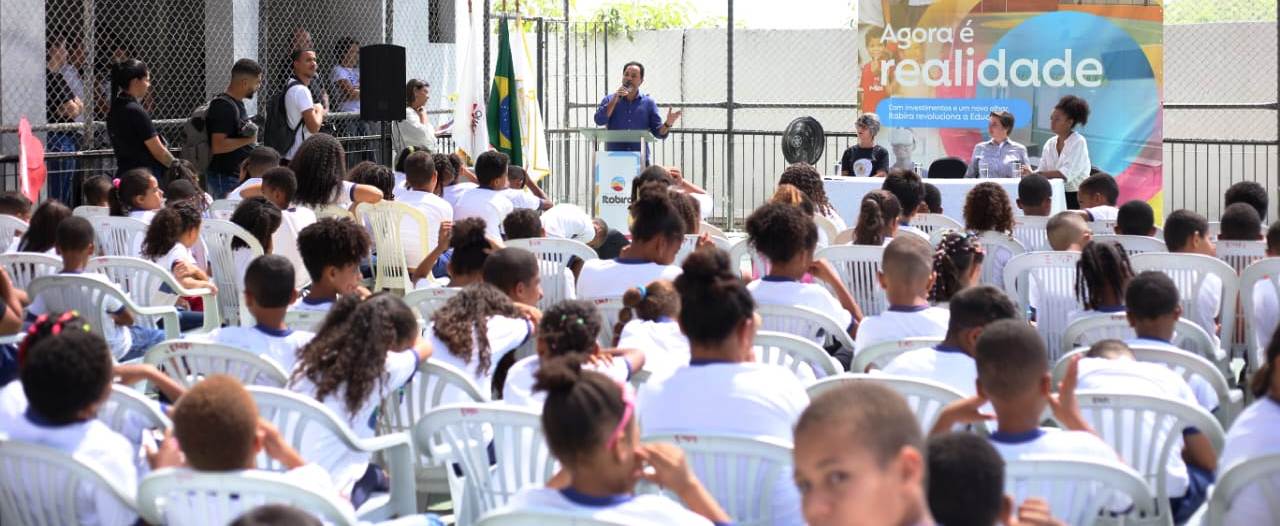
[594,61,682,162]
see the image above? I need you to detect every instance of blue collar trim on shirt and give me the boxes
[559,487,635,507]
[689,358,734,366]
[761,275,798,282]
[614,258,652,265]
[934,344,967,355]
[656,316,675,323]
[61,269,84,274]
[1133,336,1172,344]
[300,296,335,306]
[255,324,293,337]
[24,408,68,428]
[900,221,912,227]
[989,428,1046,444]
[888,304,929,313]
[1094,305,1126,313]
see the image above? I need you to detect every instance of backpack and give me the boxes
[179,93,236,173]
[263,79,304,156]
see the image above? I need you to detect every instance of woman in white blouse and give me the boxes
[395,79,439,156]
[1025,95,1091,209]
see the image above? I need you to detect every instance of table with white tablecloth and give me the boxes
[823,177,1067,227]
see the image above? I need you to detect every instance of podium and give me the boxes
[576,129,657,235]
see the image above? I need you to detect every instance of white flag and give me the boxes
[452,0,490,164]
[509,19,552,182]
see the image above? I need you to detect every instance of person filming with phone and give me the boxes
[594,61,681,163]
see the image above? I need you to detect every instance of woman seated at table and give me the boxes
[965,110,1029,179]
[841,113,890,177]
[1024,95,1091,209]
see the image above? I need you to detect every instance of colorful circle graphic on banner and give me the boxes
[610,176,626,192]
[979,11,1157,175]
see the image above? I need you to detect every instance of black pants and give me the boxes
[1066,191,1080,210]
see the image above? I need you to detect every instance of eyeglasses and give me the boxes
[604,381,636,451]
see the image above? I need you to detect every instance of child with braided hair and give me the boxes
[503,300,645,408]
[929,231,985,306]
[1072,241,1133,321]
[615,280,690,379]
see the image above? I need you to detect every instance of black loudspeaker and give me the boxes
[359,44,406,122]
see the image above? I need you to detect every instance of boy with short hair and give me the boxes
[853,235,950,351]
[1116,200,1157,237]
[502,165,553,211]
[1074,173,1119,222]
[256,167,313,290]
[28,216,165,360]
[923,182,942,214]
[793,382,935,526]
[883,285,1018,396]
[1219,202,1263,241]
[395,150,453,272]
[454,150,514,240]
[1162,209,1221,343]
[292,218,372,312]
[225,146,282,200]
[503,208,544,240]
[1046,211,1091,251]
[1016,174,1053,217]
[1224,180,1268,222]
[482,247,545,308]
[882,169,930,239]
[203,255,314,372]
[1124,271,1222,409]
[0,191,33,221]
[82,175,114,208]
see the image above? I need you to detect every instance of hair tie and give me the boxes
[112,178,121,189]
[636,285,647,300]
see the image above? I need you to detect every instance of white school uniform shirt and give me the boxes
[1194,273,1223,346]
[290,296,336,313]
[128,209,157,223]
[277,206,317,290]
[1251,280,1278,351]
[0,380,25,422]
[1123,337,1220,413]
[203,325,315,375]
[1219,397,1280,526]
[1086,205,1119,222]
[988,427,1129,511]
[453,187,514,240]
[852,305,950,354]
[500,188,543,210]
[577,258,683,299]
[156,465,347,524]
[151,243,198,305]
[223,177,260,201]
[232,247,255,293]
[882,345,977,397]
[503,354,632,409]
[638,360,808,526]
[289,349,420,498]
[0,412,139,526]
[1037,131,1091,192]
[443,182,479,208]
[541,204,595,241]
[1076,357,1203,498]
[428,315,534,402]
[749,276,853,330]
[393,188,453,266]
[283,82,316,160]
[502,487,715,526]
[617,318,690,380]
[28,271,131,358]
[691,192,714,220]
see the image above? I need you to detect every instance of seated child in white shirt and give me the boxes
[1115,200,1158,237]
[394,151,454,274]
[615,280,690,379]
[853,234,950,355]
[503,209,577,301]
[292,218,372,313]
[289,293,432,506]
[1076,173,1120,222]
[348,161,398,204]
[745,201,862,367]
[1067,239,1133,328]
[204,255,313,373]
[12,200,70,255]
[794,381,936,526]
[503,300,644,409]
[882,169,930,240]
[927,432,1064,526]
[1219,329,1280,525]
[141,202,217,328]
[227,197,282,293]
[81,175,113,209]
[884,285,1019,396]
[928,231,984,306]
[108,169,163,222]
[428,283,535,399]
[453,151,515,241]
[578,186,684,299]
[235,167,313,290]
[500,357,730,526]
[963,182,1018,282]
[1250,223,1280,352]
[1163,209,1222,343]
[288,135,384,211]
[439,152,479,208]
[412,217,495,289]
[1123,271,1222,411]
[502,165,553,211]
[851,189,901,246]
[223,146,281,201]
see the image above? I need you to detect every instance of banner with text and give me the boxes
[856,0,1163,213]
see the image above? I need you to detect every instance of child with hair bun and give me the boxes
[614,280,689,378]
[498,355,730,525]
[852,189,900,246]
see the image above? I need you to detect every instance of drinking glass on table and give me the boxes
[1012,160,1024,176]
[978,160,990,178]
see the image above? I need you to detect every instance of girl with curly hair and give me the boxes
[428,283,535,398]
[963,182,1015,235]
[141,201,216,313]
[929,231,985,305]
[778,162,847,234]
[289,292,431,505]
[288,134,383,209]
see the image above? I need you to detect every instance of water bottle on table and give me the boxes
[978,158,989,178]
[1012,160,1024,176]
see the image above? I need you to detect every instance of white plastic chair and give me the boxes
[805,373,966,433]
[909,213,964,236]
[144,339,289,389]
[1013,215,1052,252]
[87,215,149,257]
[209,199,239,219]
[86,256,222,334]
[832,228,855,245]
[1053,346,1242,428]
[0,440,140,525]
[404,287,461,325]
[1090,234,1167,256]
[478,508,631,525]
[377,359,489,495]
[588,296,627,348]
[200,219,264,326]
[1067,391,1226,523]
[505,237,598,310]
[642,432,796,526]
[0,215,28,251]
[357,200,431,293]
[752,330,842,380]
[97,384,172,448]
[674,234,732,265]
[1218,241,1267,355]
[1206,221,1222,241]
[72,205,109,218]
[728,238,770,280]
[1004,251,1083,363]
[413,403,558,526]
[756,303,856,356]
[314,204,356,220]
[1240,257,1280,371]
[248,386,417,521]
[138,468,359,526]
[27,274,180,360]
[1004,456,1157,526]
[1204,452,1280,526]
[813,214,840,244]
[814,243,887,316]
[1059,312,1218,363]
[700,221,726,238]
[977,230,1027,289]
[851,336,944,373]
[1089,220,1117,236]
[0,252,61,290]
[1130,252,1238,361]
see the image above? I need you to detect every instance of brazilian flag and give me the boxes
[487,21,522,167]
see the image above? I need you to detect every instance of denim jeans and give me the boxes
[46,132,79,205]
[118,325,167,362]
[204,170,240,200]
